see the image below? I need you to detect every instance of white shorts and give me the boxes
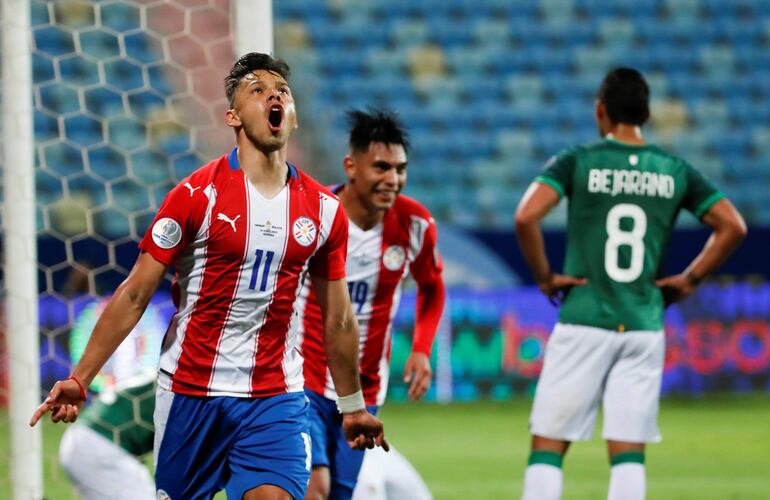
[352,446,432,500]
[530,323,664,443]
[59,425,155,500]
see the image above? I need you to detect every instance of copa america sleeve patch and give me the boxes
[151,218,182,249]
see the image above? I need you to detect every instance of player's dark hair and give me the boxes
[225,52,291,107]
[347,108,410,154]
[598,68,650,126]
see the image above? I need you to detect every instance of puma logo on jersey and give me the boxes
[217,213,241,232]
[184,182,201,197]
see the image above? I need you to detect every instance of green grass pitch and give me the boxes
[1,394,769,499]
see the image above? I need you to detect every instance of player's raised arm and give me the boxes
[656,198,746,304]
[515,181,587,304]
[29,252,167,426]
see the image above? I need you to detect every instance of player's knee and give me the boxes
[305,467,330,500]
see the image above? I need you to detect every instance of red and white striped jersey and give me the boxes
[298,189,443,406]
[139,148,348,398]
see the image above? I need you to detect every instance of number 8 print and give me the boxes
[604,203,647,283]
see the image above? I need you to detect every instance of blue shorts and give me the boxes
[154,390,311,500]
[305,389,378,500]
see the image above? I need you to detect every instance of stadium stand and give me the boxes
[32,0,770,232]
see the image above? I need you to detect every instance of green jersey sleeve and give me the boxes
[534,149,577,198]
[681,162,724,218]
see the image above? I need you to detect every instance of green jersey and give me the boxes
[78,370,156,457]
[536,138,723,332]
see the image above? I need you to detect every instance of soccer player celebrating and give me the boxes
[30,53,386,500]
[515,68,746,500]
[298,109,445,500]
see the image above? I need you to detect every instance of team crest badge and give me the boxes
[157,489,171,500]
[382,245,406,271]
[151,218,182,249]
[292,217,317,247]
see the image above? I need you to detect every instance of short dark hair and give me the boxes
[225,52,291,107]
[598,68,650,126]
[347,108,410,154]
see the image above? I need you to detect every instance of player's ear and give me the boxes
[225,108,241,128]
[595,100,605,122]
[343,155,356,181]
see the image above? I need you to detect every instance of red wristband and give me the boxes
[68,375,87,402]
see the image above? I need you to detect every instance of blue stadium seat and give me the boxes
[108,117,147,152]
[69,174,107,207]
[34,26,75,56]
[275,0,327,20]
[36,170,64,205]
[87,146,128,181]
[104,59,145,91]
[472,19,511,46]
[100,2,141,33]
[64,114,103,148]
[59,55,99,86]
[427,18,474,47]
[79,29,120,59]
[125,33,163,64]
[84,86,125,119]
[39,83,79,115]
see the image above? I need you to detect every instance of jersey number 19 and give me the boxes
[604,203,646,283]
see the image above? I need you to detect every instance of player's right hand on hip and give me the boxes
[29,378,86,427]
[538,273,588,306]
[342,410,390,452]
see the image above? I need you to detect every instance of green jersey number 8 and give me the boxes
[604,203,647,282]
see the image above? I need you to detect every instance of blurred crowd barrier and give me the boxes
[389,282,770,401]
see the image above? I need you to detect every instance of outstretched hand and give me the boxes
[342,410,389,452]
[655,273,697,307]
[29,378,86,427]
[537,273,587,306]
[403,352,432,401]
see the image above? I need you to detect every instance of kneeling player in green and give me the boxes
[514,68,746,500]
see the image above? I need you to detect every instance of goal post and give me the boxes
[234,0,273,56]
[1,0,44,498]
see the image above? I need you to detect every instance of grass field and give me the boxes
[2,394,769,499]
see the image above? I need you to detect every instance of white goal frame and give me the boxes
[2,0,43,498]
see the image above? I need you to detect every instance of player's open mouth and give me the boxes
[268,105,283,132]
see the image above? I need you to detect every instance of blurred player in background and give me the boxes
[58,296,167,499]
[59,369,156,500]
[514,67,746,500]
[352,446,432,500]
[298,109,445,500]
[31,52,386,500]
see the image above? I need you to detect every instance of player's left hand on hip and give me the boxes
[404,352,432,401]
[342,410,390,452]
[655,273,696,306]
